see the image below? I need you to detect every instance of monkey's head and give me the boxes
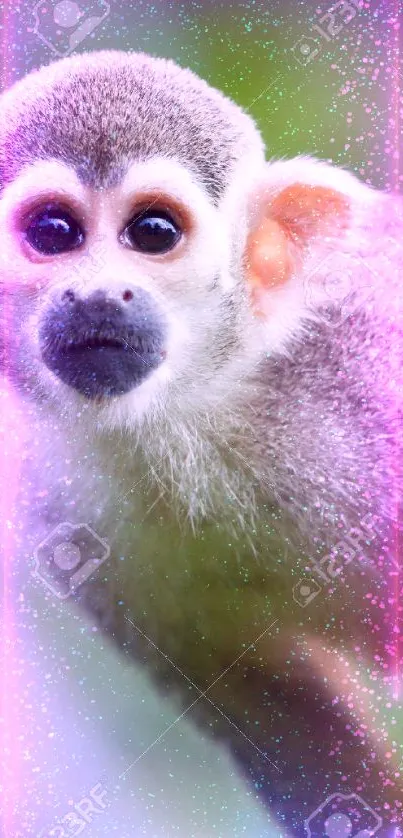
[0,50,377,434]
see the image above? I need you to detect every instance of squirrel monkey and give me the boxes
[0,50,402,835]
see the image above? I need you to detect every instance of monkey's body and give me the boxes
[1,51,402,836]
[12,293,403,833]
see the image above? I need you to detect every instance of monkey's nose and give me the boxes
[38,288,167,399]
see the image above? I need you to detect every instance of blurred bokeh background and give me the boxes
[2,0,402,190]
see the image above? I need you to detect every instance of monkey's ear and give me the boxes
[243,157,372,319]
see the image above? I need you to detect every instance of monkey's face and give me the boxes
[0,154,252,426]
[0,51,379,434]
[1,148,377,433]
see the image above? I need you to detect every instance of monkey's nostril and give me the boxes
[122,289,134,302]
[62,289,76,303]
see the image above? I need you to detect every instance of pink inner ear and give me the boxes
[269,183,350,244]
[246,217,293,299]
[245,183,351,312]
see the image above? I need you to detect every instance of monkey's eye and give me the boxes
[123,210,181,254]
[24,204,85,255]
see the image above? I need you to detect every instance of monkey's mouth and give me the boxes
[42,333,166,399]
[65,334,131,351]
[38,291,167,400]
[79,337,125,349]
[60,330,165,360]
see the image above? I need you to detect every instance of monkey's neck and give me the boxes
[18,314,398,557]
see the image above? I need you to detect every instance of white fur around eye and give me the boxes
[121,156,233,285]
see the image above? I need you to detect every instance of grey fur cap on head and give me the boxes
[0,49,266,201]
